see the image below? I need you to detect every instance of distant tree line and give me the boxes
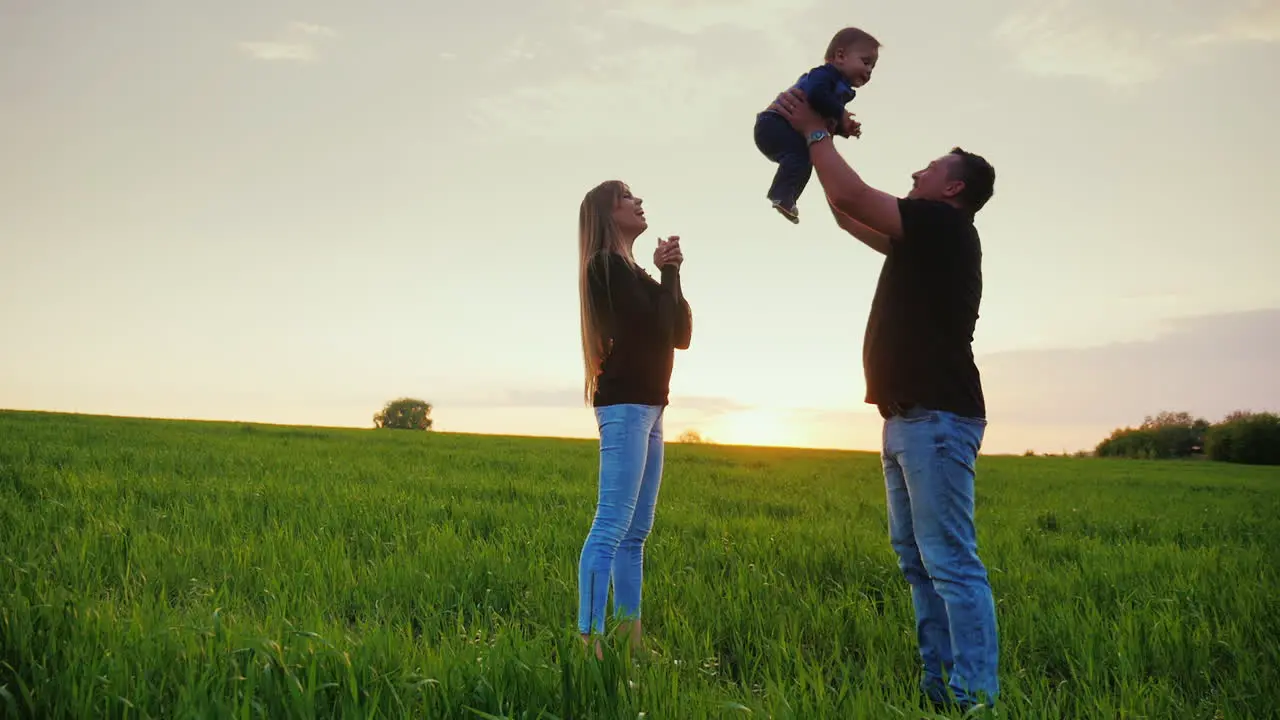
[1095,410,1280,465]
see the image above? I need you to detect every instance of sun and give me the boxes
[710,408,799,448]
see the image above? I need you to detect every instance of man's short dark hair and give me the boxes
[947,147,995,213]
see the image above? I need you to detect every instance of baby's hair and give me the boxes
[824,27,880,61]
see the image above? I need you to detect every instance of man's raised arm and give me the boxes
[826,191,891,255]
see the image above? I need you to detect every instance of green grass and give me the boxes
[2,409,1278,719]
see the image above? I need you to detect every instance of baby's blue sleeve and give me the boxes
[797,65,847,120]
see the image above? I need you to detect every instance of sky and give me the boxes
[2,0,1278,455]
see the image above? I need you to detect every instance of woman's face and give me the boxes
[611,185,647,239]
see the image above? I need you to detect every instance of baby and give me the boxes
[754,27,880,223]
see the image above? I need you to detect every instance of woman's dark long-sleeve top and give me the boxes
[587,251,693,408]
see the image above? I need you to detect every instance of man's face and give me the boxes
[907,154,964,203]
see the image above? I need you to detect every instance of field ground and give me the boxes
[2,409,1279,718]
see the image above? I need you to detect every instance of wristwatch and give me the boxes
[806,129,831,146]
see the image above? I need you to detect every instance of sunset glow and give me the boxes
[707,409,800,449]
[1,1,1276,454]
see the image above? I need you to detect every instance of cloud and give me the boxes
[427,384,748,416]
[994,0,1178,86]
[979,308,1280,427]
[467,0,841,140]
[471,0,837,141]
[995,0,1278,86]
[675,396,752,415]
[290,22,337,38]
[500,34,538,62]
[995,12,1161,85]
[1190,1,1280,45]
[605,0,821,35]
[715,309,1280,454]
[471,44,750,141]
[419,310,1278,454]
[239,42,318,62]
[239,21,338,63]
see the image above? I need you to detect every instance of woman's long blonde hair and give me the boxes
[578,180,637,404]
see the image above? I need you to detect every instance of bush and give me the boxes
[1096,428,1164,459]
[1205,412,1280,466]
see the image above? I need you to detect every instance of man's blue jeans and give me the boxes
[882,405,999,707]
[578,403,665,635]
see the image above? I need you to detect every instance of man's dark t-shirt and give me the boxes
[862,198,985,419]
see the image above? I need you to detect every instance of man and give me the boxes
[769,88,999,713]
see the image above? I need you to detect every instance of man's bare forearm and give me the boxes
[808,136,905,241]
[827,194,890,254]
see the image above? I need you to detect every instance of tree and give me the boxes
[374,397,433,431]
[1221,409,1259,424]
[677,429,711,444]
[1141,411,1210,456]
[1140,411,1209,434]
[1095,410,1209,459]
[1205,411,1280,466]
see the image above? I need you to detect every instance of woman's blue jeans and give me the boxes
[577,403,665,635]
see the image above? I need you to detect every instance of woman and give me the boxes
[576,180,692,657]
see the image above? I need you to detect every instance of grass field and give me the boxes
[2,409,1278,719]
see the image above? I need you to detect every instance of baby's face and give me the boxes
[833,43,878,88]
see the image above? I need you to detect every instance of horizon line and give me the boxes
[0,406,1072,458]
